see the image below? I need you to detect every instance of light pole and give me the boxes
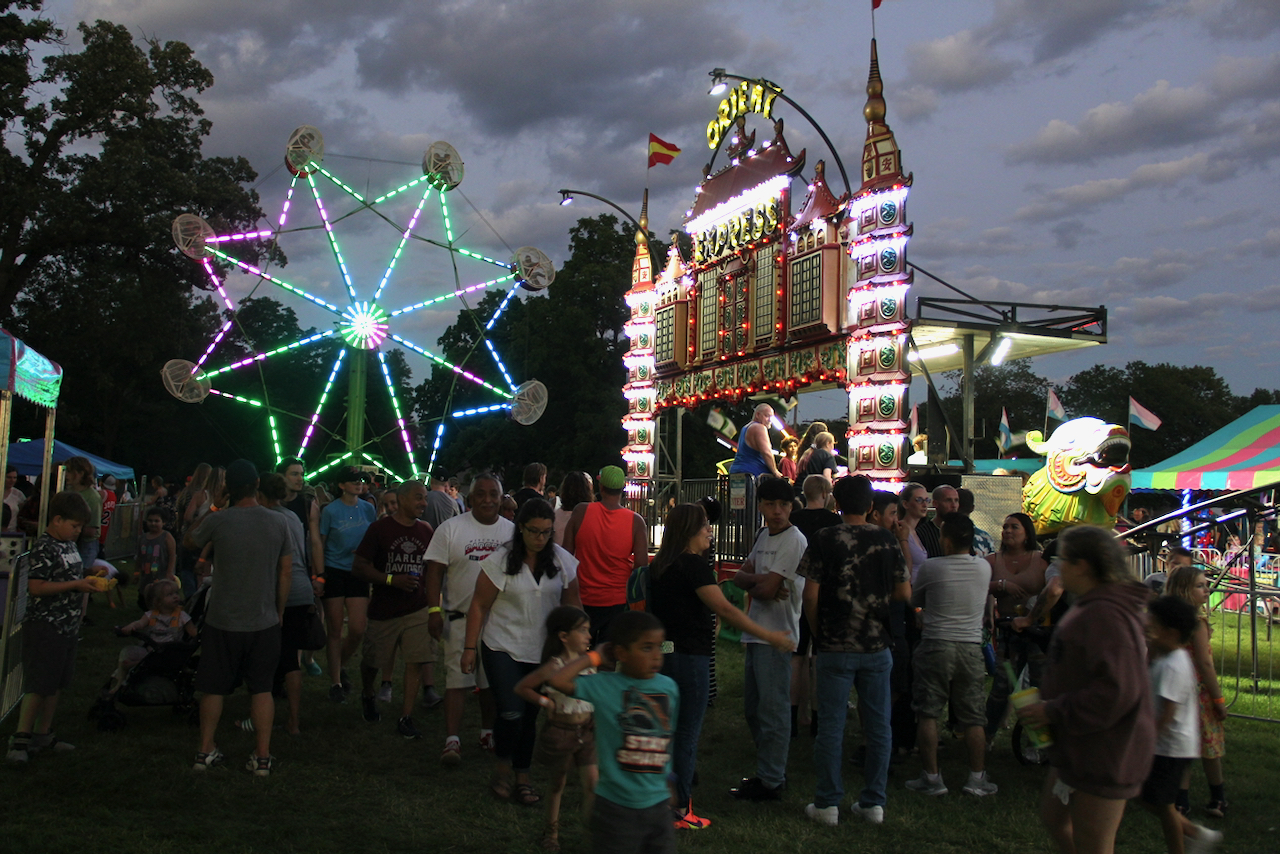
[557,189,653,240]
[706,68,852,196]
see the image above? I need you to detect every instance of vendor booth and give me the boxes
[0,329,62,722]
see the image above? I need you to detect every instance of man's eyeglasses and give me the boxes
[523,526,554,539]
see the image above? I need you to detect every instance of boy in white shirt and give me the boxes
[729,476,806,801]
[1140,596,1222,854]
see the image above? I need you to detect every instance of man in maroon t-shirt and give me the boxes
[353,480,434,738]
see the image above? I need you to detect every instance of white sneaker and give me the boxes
[1186,826,1223,854]
[906,772,948,796]
[962,773,998,797]
[377,681,393,704]
[804,803,838,826]
[849,802,885,825]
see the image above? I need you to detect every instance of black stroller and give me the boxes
[88,583,209,731]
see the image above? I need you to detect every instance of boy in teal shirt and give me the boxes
[548,610,679,854]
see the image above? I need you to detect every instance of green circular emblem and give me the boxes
[878,394,896,418]
[877,344,897,369]
[877,442,896,467]
[879,297,897,319]
[879,201,897,224]
[879,247,898,270]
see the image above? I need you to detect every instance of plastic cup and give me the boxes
[1011,686,1054,748]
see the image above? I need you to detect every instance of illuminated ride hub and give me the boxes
[166,126,551,480]
[629,40,912,486]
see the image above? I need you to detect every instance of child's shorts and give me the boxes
[534,718,596,768]
[1140,755,1192,806]
[22,620,78,695]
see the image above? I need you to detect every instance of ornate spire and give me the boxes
[636,188,649,246]
[864,38,886,124]
[859,38,908,192]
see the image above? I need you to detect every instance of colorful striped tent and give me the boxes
[1131,405,1280,491]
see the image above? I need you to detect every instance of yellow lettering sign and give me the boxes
[706,82,780,150]
[692,196,782,263]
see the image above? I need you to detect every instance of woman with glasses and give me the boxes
[462,498,580,807]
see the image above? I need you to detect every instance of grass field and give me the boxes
[1,590,1274,854]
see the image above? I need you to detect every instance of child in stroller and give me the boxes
[90,578,199,730]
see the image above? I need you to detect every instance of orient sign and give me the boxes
[707,82,779,150]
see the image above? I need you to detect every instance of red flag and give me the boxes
[647,133,681,168]
[872,0,887,8]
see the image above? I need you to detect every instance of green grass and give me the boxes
[2,591,1276,854]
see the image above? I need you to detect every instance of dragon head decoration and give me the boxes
[1022,417,1132,535]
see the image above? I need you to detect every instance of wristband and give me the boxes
[463,646,476,651]
[386,573,393,586]
[587,650,603,668]
[1212,696,1225,705]
[311,575,324,582]
[427,606,443,614]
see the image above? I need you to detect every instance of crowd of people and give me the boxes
[4,449,1232,854]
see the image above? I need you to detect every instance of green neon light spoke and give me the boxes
[299,349,347,457]
[208,388,265,407]
[373,174,432,205]
[206,248,342,313]
[360,452,405,483]
[269,414,282,466]
[305,451,354,481]
[376,350,418,477]
[388,275,513,317]
[307,174,358,301]
[315,165,367,204]
[439,192,455,243]
[202,330,338,378]
[389,333,514,399]
[453,247,509,267]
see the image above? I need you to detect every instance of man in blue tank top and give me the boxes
[729,404,782,477]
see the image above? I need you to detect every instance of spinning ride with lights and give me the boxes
[165,126,552,480]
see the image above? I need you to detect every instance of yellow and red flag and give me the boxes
[647,134,681,168]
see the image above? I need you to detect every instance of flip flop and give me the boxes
[512,783,542,806]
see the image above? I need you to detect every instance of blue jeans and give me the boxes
[662,652,709,811]
[743,643,792,789]
[480,643,539,771]
[813,647,893,809]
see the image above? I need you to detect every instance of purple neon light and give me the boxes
[388,333,513,398]
[210,331,336,375]
[389,279,504,318]
[206,249,341,314]
[206,230,274,243]
[278,173,299,229]
[372,184,433,303]
[193,320,234,371]
[199,258,238,311]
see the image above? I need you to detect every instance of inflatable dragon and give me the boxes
[1022,417,1132,535]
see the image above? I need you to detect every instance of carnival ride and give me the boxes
[164,127,552,479]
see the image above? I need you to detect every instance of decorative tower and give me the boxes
[844,39,913,482]
[621,191,657,487]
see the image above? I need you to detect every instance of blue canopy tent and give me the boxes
[5,439,134,480]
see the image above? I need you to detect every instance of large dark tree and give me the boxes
[940,359,1051,458]
[2,7,271,474]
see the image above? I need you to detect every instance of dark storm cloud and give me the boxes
[351,0,747,137]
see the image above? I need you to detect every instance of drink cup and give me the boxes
[1010,686,1054,748]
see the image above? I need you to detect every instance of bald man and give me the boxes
[729,404,782,478]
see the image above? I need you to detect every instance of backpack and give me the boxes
[626,564,651,612]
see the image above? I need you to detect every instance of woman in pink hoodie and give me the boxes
[1018,526,1154,854]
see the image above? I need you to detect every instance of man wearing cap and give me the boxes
[562,465,648,645]
[185,459,292,776]
[320,466,377,702]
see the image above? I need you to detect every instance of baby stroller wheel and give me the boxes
[1012,722,1050,766]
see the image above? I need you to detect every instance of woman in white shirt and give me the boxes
[462,498,581,806]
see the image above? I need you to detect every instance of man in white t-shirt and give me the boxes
[906,513,996,797]
[425,473,514,767]
[729,475,806,801]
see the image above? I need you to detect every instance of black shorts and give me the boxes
[22,620,78,695]
[793,613,813,656]
[1141,755,1192,806]
[591,795,675,854]
[275,604,312,682]
[321,568,370,600]
[195,624,281,695]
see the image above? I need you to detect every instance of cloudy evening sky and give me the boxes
[43,0,1280,422]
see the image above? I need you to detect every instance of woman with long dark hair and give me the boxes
[984,512,1049,740]
[554,471,593,545]
[463,498,581,807]
[649,503,792,828]
[1016,526,1152,854]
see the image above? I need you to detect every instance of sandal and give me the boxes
[512,782,543,806]
[540,821,560,852]
[490,777,513,801]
